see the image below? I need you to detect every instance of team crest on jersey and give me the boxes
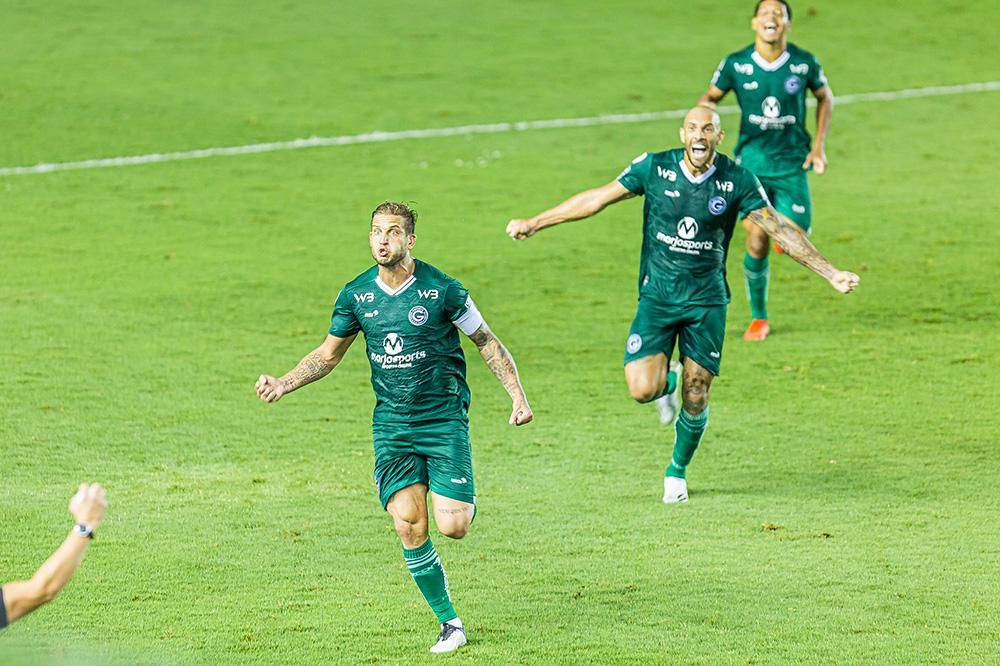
[626,334,642,354]
[408,305,429,326]
[708,196,728,215]
[784,76,801,94]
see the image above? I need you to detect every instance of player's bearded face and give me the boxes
[369,215,415,266]
[752,1,789,43]
[681,121,722,170]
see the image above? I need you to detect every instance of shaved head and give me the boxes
[684,105,721,131]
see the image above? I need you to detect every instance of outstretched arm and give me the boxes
[466,322,532,425]
[2,483,107,625]
[256,333,358,403]
[803,85,834,173]
[745,206,859,293]
[507,180,635,240]
[697,84,727,109]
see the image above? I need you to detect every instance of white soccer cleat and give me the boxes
[654,360,683,425]
[429,622,467,654]
[663,476,689,504]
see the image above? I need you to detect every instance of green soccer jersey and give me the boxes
[711,42,828,177]
[617,149,769,305]
[328,260,483,425]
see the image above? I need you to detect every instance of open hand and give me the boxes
[802,146,827,174]
[70,483,107,529]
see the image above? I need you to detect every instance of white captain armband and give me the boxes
[453,297,484,335]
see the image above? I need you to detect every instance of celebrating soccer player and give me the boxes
[698,0,834,340]
[506,106,857,503]
[256,201,532,654]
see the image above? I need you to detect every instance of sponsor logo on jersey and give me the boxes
[743,81,759,90]
[417,289,439,299]
[716,180,734,192]
[749,97,796,130]
[677,217,699,239]
[664,189,680,198]
[733,62,754,75]
[656,217,714,255]
[708,196,728,215]
[784,76,802,94]
[626,334,642,354]
[354,292,375,303]
[657,166,677,182]
[408,305,429,326]
[789,63,809,75]
[371,332,427,369]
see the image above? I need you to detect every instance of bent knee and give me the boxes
[628,378,662,404]
[393,516,428,542]
[438,522,470,540]
[681,387,709,414]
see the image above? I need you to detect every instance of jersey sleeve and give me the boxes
[616,151,652,195]
[444,281,484,335]
[736,170,771,217]
[807,54,828,91]
[328,288,362,338]
[710,56,734,93]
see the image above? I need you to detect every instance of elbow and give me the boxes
[32,578,61,605]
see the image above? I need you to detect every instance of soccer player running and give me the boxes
[506,106,857,503]
[698,0,834,341]
[255,201,532,654]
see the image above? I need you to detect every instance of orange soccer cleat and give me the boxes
[743,319,771,341]
[773,241,785,254]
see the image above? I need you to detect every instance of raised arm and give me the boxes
[745,206,859,293]
[506,180,635,240]
[697,84,727,109]
[2,483,107,625]
[803,84,834,173]
[255,333,358,403]
[465,322,532,426]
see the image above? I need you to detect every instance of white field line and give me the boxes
[1,81,997,177]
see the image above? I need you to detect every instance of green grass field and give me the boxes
[2,1,999,663]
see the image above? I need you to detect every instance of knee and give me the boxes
[746,227,769,257]
[681,384,710,415]
[628,377,661,404]
[438,521,470,540]
[393,514,428,544]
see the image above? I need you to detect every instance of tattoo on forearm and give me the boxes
[470,328,524,399]
[282,351,332,391]
[747,209,834,279]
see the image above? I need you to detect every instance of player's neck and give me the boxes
[683,152,717,177]
[754,38,787,62]
[378,255,416,289]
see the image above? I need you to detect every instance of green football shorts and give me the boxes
[758,171,813,233]
[372,418,475,510]
[623,299,727,376]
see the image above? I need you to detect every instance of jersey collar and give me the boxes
[375,273,416,296]
[679,158,717,185]
[751,49,790,72]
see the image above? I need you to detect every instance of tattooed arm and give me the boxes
[255,333,358,403]
[745,206,860,294]
[467,322,533,425]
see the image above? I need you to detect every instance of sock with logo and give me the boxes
[743,252,769,320]
[665,407,710,478]
[403,538,457,624]
[650,363,680,401]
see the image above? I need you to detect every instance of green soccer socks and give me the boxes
[403,539,457,624]
[743,252,769,321]
[666,407,710,479]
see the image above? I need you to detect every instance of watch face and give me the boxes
[75,523,93,538]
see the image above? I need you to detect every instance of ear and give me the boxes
[678,126,686,143]
[718,129,725,146]
[407,234,417,250]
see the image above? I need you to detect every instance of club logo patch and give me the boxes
[708,196,728,215]
[676,217,699,240]
[408,305,429,326]
[784,76,801,94]
[383,333,404,354]
[626,334,642,354]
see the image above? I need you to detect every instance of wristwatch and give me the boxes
[73,522,95,539]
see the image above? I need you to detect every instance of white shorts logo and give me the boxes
[792,204,806,214]
[408,305,429,326]
[677,217,699,240]
[626,334,642,354]
[383,333,404,354]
